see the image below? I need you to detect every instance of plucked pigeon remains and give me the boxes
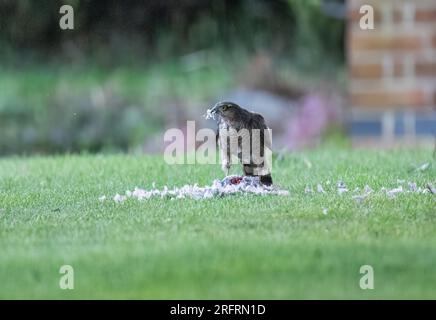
[108,175,290,203]
[304,180,434,202]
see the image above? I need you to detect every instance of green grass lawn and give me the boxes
[0,149,435,299]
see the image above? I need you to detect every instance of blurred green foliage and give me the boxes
[1,0,344,66]
[0,62,234,154]
[0,0,345,155]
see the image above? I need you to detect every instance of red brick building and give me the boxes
[347,0,436,145]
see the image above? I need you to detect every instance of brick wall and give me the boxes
[347,0,436,143]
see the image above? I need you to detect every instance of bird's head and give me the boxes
[206,101,241,121]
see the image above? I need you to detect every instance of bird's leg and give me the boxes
[221,161,231,177]
[220,134,232,177]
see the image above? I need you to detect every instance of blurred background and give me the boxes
[0,0,434,156]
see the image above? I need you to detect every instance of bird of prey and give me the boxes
[207,101,273,185]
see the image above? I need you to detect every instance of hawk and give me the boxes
[207,101,273,185]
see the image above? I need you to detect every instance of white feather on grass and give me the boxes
[110,176,289,203]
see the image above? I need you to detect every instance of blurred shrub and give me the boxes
[0,75,156,155]
[0,64,232,155]
[0,0,345,155]
[288,0,345,71]
[0,103,146,155]
[0,0,344,66]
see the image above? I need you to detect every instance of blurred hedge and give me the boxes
[0,0,344,64]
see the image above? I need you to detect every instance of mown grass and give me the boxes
[0,149,435,299]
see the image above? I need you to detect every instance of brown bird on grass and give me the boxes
[207,101,273,185]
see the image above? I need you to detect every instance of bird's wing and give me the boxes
[245,112,272,177]
[249,112,272,149]
[250,112,266,125]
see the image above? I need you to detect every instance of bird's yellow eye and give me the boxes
[222,105,229,111]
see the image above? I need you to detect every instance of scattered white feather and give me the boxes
[415,162,430,172]
[113,194,127,203]
[107,178,433,204]
[304,185,313,193]
[364,185,373,194]
[352,184,375,203]
[408,182,418,192]
[111,175,289,203]
[386,186,403,198]
[317,184,326,193]
[352,194,367,203]
[337,180,348,195]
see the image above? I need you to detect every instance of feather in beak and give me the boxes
[204,103,220,120]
